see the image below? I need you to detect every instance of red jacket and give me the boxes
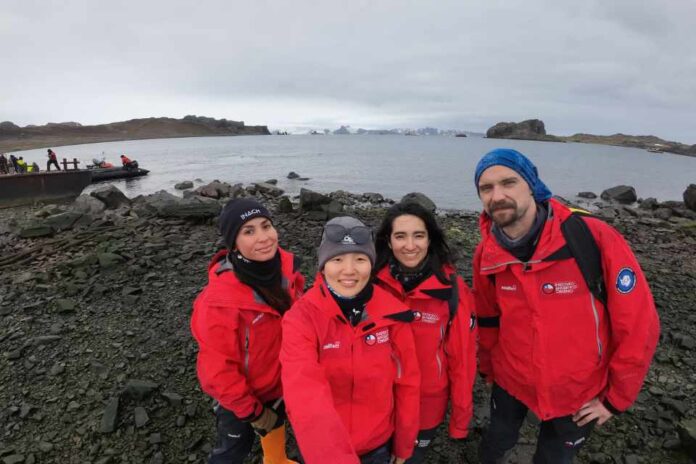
[473,198,660,420]
[121,156,132,165]
[191,248,304,419]
[280,278,420,463]
[375,265,476,437]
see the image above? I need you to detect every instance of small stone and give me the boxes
[55,299,76,313]
[287,171,300,179]
[175,181,194,190]
[185,403,197,418]
[150,452,164,464]
[98,253,125,269]
[176,415,186,427]
[161,392,183,407]
[578,191,597,199]
[67,401,80,411]
[100,397,119,434]
[123,379,159,400]
[48,363,65,376]
[2,456,25,464]
[134,407,149,428]
[37,442,53,452]
[149,433,162,445]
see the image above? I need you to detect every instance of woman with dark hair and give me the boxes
[191,198,304,464]
[281,216,421,464]
[374,202,477,464]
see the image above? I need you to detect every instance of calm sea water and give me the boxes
[14,135,696,211]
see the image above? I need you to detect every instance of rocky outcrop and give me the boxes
[601,185,638,204]
[0,116,271,152]
[401,192,437,212]
[684,184,696,212]
[564,133,696,158]
[90,185,131,209]
[486,119,563,142]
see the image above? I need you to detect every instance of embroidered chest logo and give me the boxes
[365,329,389,346]
[322,341,341,350]
[616,268,636,294]
[541,281,578,295]
[500,284,517,292]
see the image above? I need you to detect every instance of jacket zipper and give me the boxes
[244,327,250,374]
[391,352,402,379]
[589,294,603,363]
[481,258,543,272]
[435,324,445,377]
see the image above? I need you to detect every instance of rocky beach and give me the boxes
[1,180,696,464]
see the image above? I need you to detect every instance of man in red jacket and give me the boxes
[472,148,660,464]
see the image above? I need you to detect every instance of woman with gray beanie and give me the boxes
[280,216,421,464]
[191,198,304,464]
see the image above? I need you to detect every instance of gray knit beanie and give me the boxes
[317,216,376,270]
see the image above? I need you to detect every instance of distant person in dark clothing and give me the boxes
[120,154,139,170]
[47,149,61,171]
[30,162,40,173]
[9,154,19,173]
[0,154,8,174]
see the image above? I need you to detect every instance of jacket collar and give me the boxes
[306,274,412,334]
[375,264,454,300]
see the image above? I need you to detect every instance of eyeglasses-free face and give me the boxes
[322,252,372,297]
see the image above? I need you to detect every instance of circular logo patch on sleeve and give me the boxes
[616,268,637,294]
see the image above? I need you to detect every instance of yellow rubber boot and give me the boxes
[260,424,298,464]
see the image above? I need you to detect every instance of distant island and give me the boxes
[0,115,270,152]
[485,118,696,157]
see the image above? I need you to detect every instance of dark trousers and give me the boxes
[208,401,287,464]
[480,384,595,464]
[405,426,439,464]
[47,159,61,171]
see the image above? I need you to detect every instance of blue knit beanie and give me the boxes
[474,148,552,202]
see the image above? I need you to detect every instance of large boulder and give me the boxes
[400,192,436,212]
[300,188,332,211]
[157,196,221,219]
[601,185,637,204]
[684,184,696,212]
[486,119,562,142]
[254,182,284,197]
[174,181,194,190]
[91,185,131,209]
[44,211,84,232]
[194,180,239,199]
[72,194,107,215]
[133,190,221,219]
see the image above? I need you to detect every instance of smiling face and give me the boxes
[322,252,372,297]
[477,165,537,237]
[389,214,430,270]
[233,217,279,262]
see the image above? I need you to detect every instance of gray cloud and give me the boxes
[2,0,695,142]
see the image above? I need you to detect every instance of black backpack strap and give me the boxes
[561,213,607,307]
[448,273,459,322]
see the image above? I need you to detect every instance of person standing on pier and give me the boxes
[47,149,61,171]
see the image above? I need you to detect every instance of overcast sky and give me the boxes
[2,0,695,142]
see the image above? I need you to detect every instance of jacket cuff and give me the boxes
[239,402,264,422]
[602,398,622,416]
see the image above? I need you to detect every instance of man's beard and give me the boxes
[488,200,519,228]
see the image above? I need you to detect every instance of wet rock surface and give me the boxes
[0,184,694,463]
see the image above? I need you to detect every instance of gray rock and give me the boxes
[32,335,62,345]
[161,392,183,407]
[601,185,637,204]
[363,192,384,203]
[287,171,301,179]
[2,455,25,464]
[684,184,696,212]
[44,211,83,231]
[55,299,76,313]
[123,379,159,400]
[254,182,284,197]
[299,188,332,212]
[157,195,221,219]
[18,224,55,239]
[486,119,562,142]
[194,180,235,199]
[174,181,194,190]
[577,192,597,199]
[98,253,125,269]
[639,197,658,210]
[134,407,149,428]
[149,433,162,444]
[400,192,437,212]
[100,397,119,434]
[653,208,673,221]
[90,185,131,210]
[72,194,106,215]
[265,179,278,185]
[277,196,293,213]
[37,442,53,453]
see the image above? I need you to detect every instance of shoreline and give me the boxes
[1,184,694,463]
